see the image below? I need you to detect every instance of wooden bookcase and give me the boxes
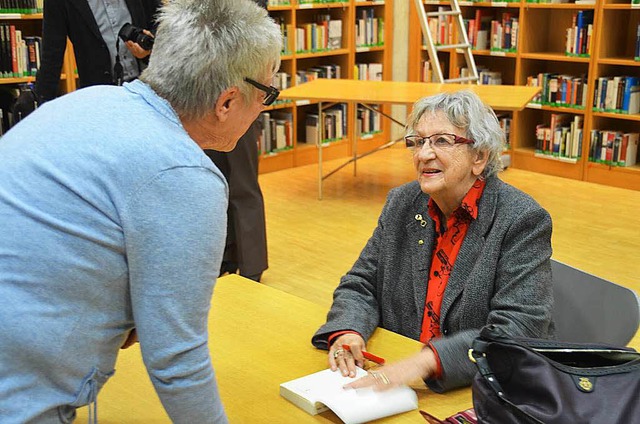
[0,12,76,132]
[408,0,640,191]
[262,0,394,174]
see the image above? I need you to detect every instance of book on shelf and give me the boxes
[280,367,418,424]
[589,131,639,166]
[593,76,639,115]
[566,10,593,57]
[258,111,292,154]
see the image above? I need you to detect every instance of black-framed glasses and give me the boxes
[244,77,280,106]
[404,133,474,151]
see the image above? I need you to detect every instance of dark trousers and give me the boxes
[204,120,268,281]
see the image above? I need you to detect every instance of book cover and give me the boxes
[280,367,418,424]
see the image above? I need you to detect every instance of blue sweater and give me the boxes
[0,80,229,423]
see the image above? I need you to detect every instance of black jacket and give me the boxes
[35,0,160,102]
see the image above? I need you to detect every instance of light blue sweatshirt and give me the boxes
[0,80,229,423]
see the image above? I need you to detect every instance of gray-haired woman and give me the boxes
[312,90,554,393]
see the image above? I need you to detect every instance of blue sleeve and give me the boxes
[121,166,229,424]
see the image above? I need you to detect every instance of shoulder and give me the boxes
[487,176,547,215]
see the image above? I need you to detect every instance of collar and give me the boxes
[427,178,486,229]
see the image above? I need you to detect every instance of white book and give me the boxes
[328,20,343,50]
[280,367,418,424]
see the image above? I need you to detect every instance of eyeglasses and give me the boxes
[404,133,474,151]
[244,77,280,106]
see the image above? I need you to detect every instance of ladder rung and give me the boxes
[445,76,479,83]
[425,10,461,17]
[436,43,471,51]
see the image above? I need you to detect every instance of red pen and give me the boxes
[342,344,386,365]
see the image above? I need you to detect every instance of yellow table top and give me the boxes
[279,79,540,111]
[77,274,471,423]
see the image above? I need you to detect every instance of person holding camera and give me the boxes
[33,0,161,104]
[0,0,281,422]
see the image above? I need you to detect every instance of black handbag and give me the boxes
[469,325,640,424]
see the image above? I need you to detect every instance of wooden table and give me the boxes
[77,274,472,423]
[279,79,540,199]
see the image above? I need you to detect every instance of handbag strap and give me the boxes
[470,339,546,424]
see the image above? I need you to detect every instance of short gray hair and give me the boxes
[140,0,282,120]
[406,90,505,177]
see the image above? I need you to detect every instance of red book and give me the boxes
[9,25,17,76]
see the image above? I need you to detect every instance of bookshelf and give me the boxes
[408,0,640,191]
[0,10,76,133]
[261,0,394,174]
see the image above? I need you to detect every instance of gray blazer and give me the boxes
[312,176,554,392]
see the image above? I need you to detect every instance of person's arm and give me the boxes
[427,205,553,392]
[311,189,404,349]
[34,1,69,102]
[122,166,229,424]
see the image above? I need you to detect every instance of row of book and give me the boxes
[295,16,342,53]
[588,131,639,167]
[296,64,341,84]
[526,73,588,109]
[258,111,293,154]
[496,113,512,146]
[425,9,454,46]
[565,11,593,57]
[275,17,294,55]
[0,0,41,13]
[421,59,447,83]
[304,104,347,145]
[535,114,583,161]
[357,105,382,137]
[592,76,640,115]
[488,15,518,52]
[354,62,382,81]
[457,66,503,85]
[464,11,518,52]
[355,8,384,47]
[0,24,41,78]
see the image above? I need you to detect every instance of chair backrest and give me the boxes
[551,258,640,346]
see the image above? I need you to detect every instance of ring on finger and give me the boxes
[333,348,345,359]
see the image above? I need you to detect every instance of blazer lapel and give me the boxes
[68,0,103,41]
[410,193,435,319]
[440,178,499,324]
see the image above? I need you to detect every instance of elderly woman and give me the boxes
[312,90,554,392]
[0,0,280,422]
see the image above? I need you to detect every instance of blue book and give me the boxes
[622,77,639,113]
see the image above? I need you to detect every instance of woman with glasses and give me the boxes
[312,90,554,393]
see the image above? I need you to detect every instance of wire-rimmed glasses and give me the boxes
[404,133,474,152]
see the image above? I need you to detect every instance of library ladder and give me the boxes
[413,0,478,84]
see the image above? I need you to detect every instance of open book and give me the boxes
[280,367,418,424]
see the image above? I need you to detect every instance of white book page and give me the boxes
[281,368,418,424]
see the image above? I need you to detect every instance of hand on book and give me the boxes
[344,348,437,391]
[329,333,366,378]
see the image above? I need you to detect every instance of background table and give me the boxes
[279,79,540,199]
[77,274,472,423]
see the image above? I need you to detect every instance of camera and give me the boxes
[118,23,154,51]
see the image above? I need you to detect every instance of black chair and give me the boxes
[551,258,640,346]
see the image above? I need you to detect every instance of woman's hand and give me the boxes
[329,333,366,378]
[344,348,438,391]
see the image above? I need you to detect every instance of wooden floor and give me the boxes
[257,144,640,350]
